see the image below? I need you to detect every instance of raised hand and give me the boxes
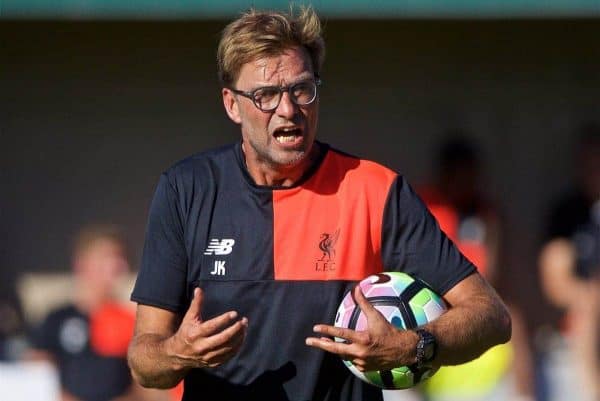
[305,285,418,371]
[169,287,248,369]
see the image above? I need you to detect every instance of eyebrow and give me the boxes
[248,75,315,91]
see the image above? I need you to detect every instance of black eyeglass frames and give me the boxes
[229,78,322,112]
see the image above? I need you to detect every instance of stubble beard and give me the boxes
[247,135,312,170]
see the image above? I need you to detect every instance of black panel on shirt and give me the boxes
[29,305,131,401]
[182,280,382,401]
[132,143,275,313]
[381,175,476,295]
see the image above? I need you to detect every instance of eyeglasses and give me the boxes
[229,78,322,112]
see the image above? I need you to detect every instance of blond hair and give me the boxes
[72,223,126,257]
[217,6,325,87]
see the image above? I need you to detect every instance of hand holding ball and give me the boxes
[333,272,447,389]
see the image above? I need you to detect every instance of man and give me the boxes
[27,224,168,401]
[538,125,600,401]
[419,136,535,401]
[127,7,511,401]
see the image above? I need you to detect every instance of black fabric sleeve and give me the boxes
[381,175,476,295]
[131,172,189,313]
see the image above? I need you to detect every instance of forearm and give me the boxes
[128,333,188,389]
[306,275,511,372]
[539,239,582,308]
[427,287,511,366]
[129,295,248,389]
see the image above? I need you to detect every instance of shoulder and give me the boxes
[45,304,82,320]
[165,143,238,180]
[155,143,239,194]
[38,304,85,330]
[324,145,398,187]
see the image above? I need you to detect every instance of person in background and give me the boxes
[26,224,168,401]
[538,124,600,401]
[0,282,25,361]
[419,135,536,401]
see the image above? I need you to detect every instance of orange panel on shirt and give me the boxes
[90,302,135,357]
[273,150,397,281]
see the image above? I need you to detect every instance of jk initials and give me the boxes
[210,260,226,275]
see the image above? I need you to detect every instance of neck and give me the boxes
[243,142,321,187]
[74,280,114,313]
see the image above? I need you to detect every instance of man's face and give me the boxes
[223,46,319,172]
[75,239,128,292]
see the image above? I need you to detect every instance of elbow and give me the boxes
[130,367,180,390]
[127,349,156,389]
[127,358,151,389]
[127,350,183,390]
[127,335,185,390]
[130,369,150,388]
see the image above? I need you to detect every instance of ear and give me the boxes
[222,88,242,124]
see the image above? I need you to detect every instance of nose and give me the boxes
[275,90,297,119]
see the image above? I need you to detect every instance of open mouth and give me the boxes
[273,126,303,144]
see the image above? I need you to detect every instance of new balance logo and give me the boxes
[204,239,235,255]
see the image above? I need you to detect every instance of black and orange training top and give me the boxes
[131,141,475,401]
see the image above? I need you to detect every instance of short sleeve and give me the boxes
[131,173,189,312]
[381,176,476,295]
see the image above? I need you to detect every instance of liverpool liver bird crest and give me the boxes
[319,228,340,261]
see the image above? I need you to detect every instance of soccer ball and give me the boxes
[334,272,447,389]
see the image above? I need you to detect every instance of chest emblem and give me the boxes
[204,238,235,255]
[316,228,340,271]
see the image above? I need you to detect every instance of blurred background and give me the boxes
[2,1,599,401]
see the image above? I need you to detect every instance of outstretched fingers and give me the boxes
[199,321,248,364]
[199,317,248,353]
[306,323,370,356]
[306,335,353,356]
[311,324,365,343]
[184,315,248,368]
[187,308,240,338]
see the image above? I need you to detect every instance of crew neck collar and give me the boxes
[233,140,329,191]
